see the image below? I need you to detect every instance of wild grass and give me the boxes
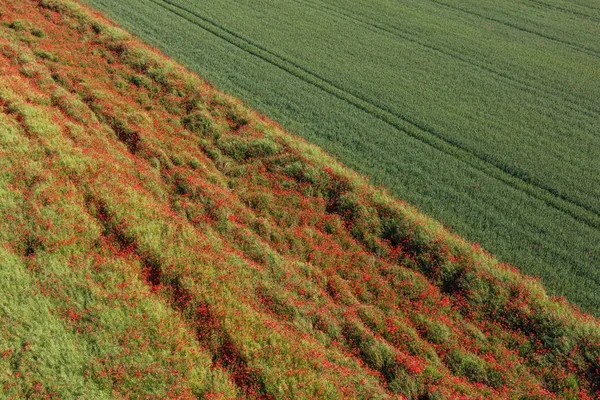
[0,0,599,398]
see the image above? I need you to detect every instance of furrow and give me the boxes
[427,0,600,58]
[552,0,600,13]
[147,0,600,230]
[89,196,267,398]
[295,0,600,119]
[526,0,600,23]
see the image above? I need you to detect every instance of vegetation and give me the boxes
[0,0,599,398]
[82,0,600,314]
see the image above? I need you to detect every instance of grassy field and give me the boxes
[81,0,600,314]
[2,0,600,397]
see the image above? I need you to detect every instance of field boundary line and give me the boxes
[146,0,600,229]
[295,0,600,120]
